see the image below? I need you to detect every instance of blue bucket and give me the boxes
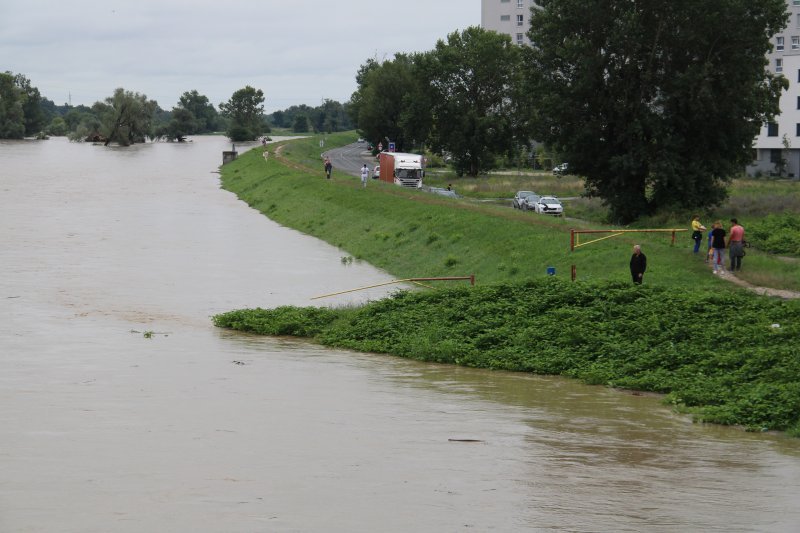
[546,267,556,276]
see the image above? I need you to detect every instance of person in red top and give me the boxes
[728,218,745,272]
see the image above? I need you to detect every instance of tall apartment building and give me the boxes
[480,0,538,46]
[750,0,800,178]
[482,0,800,179]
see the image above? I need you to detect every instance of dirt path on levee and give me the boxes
[715,269,800,299]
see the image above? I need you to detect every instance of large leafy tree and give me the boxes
[97,88,158,146]
[0,72,47,138]
[178,90,219,133]
[349,54,428,151]
[155,107,197,142]
[424,27,523,176]
[219,86,265,141]
[526,0,789,223]
[13,74,46,135]
[0,72,25,138]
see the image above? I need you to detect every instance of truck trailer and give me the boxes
[378,152,424,188]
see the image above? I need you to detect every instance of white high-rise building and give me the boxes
[480,0,538,46]
[750,0,800,178]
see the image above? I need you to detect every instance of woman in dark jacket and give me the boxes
[630,244,647,284]
[710,220,726,274]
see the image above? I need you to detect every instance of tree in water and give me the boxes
[98,88,158,146]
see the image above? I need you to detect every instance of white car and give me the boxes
[552,163,569,175]
[372,165,380,179]
[534,196,564,216]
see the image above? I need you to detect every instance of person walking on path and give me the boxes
[360,164,369,187]
[710,220,727,274]
[629,244,647,284]
[691,215,707,254]
[728,218,745,272]
[324,157,332,179]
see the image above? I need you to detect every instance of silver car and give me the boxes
[534,196,564,216]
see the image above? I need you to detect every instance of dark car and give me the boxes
[513,190,539,210]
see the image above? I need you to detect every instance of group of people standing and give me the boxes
[691,215,746,274]
[629,216,746,285]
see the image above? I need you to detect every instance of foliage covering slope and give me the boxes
[214,280,800,435]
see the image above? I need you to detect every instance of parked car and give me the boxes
[534,196,564,216]
[428,187,458,198]
[553,163,569,175]
[513,190,539,210]
[372,164,380,179]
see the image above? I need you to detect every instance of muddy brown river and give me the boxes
[1,136,799,532]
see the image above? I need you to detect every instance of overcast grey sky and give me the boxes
[1,0,480,112]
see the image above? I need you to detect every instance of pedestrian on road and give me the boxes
[710,220,727,274]
[324,157,332,179]
[691,215,707,254]
[728,218,745,272]
[360,164,369,187]
[629,244,647,284]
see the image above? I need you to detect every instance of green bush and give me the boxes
[214,279,800,434]
[748,213,800,256]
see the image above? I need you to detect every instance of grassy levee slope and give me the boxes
[217,133,800,435]
[224,133,736,288]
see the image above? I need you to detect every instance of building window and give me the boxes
[517,0,524,7]
[501,0,510,2]
[776,58,783,73]
[767,122,779,137]
[795,0,800,5]
[770,149,783,163]
[797,96,800,109]
[501,15,510,21]
[796,123,800,136]
[777,36,785,51]
[793,36,799,50]
[517,14,524,26]
[516,33,524,45]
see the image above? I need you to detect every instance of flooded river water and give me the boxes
[1,136,799,532]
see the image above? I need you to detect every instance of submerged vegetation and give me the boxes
[215,133,800,435]
[214,280,800,435]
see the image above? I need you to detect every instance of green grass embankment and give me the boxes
[217,133,800,435]
[224,133,739,288]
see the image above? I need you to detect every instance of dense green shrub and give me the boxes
[748,213,800,256]
[214,279,800,434]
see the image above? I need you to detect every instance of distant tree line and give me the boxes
[0,71,353,146]
[349,0,789,222]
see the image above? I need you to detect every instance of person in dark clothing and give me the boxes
[323,157,332,179]
[630,244,647,284]
[710,220,726,274]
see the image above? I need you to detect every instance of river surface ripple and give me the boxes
[1,136,799,532]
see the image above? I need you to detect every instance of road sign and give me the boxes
[388,142,395,152]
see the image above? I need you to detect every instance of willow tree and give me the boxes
[98,88,158,146]
[526,0,789,223]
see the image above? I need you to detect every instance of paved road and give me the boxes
[323,142,375,178]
